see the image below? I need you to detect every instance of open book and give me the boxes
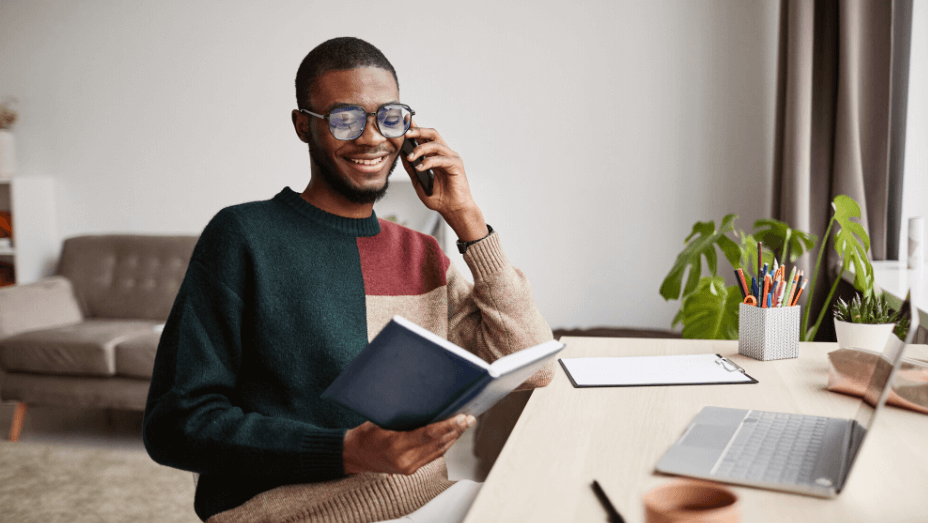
[322,316,565,431]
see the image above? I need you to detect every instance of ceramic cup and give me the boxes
[643,479,740,523]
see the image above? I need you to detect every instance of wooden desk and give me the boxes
[463,338,928,523]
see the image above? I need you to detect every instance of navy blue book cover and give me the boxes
[321,317,491,431]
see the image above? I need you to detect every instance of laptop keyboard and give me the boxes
[713,411,828,485]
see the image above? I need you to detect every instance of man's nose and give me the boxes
[354,114,387,146]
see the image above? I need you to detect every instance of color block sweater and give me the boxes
[142,187,554,522]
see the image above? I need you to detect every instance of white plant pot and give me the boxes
[0,129,15,179]
[833,319,895,352]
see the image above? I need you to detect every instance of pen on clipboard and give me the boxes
[591,480,625,523]
[716,356,746,373]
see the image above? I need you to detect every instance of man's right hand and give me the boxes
[343,414,476,475]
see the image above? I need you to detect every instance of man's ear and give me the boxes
[291,110,309,143]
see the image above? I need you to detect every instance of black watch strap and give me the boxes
[456,224,493,254]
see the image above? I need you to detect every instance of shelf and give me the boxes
[0,176,58,284]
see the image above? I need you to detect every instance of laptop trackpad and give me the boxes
[682,424,731,450]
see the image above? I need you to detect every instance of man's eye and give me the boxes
[334,113,358,126]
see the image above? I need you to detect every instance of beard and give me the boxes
[308,138,397,204]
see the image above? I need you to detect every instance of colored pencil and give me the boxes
[791,280,807,307]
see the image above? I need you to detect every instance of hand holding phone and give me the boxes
[402,138,434,196]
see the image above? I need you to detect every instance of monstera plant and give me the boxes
[660,195,872,341]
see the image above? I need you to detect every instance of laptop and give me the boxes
[655,293,919,497]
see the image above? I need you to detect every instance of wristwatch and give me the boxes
[456,224,493,254]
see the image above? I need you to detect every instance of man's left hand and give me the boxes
[401,125,488,242]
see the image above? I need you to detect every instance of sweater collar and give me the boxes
[275,187,381,237]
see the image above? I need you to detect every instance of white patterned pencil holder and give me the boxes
[738,303,799,361]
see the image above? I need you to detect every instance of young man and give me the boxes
[143,37,554,523]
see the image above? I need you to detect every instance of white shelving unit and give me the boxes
[0,175,58,285]
[373,176,446,251]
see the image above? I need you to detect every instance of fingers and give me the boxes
[418,414,473,443]
[403,139,456,162]
[398,415,475,473]
[404,125,447,146]
[413,154,464,174]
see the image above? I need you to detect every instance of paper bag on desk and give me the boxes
[827,348,928,415]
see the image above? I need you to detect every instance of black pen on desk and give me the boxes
[591,480,625,523]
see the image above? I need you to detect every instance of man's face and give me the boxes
[302,67,404,204]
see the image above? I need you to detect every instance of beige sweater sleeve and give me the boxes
[445,231,555,389]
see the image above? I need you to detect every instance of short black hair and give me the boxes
[295,37,399,110]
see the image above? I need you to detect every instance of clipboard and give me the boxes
[558,353,758,388]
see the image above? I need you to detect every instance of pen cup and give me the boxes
[738,303,799,361]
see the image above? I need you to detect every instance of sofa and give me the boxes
[0,235,198,440]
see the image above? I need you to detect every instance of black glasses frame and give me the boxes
[299,103,415,141]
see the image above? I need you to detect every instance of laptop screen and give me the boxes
[841,292,918,487]
[853,293,917,430]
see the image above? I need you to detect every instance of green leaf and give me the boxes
[832,195,874,296]
[660,214,741,302]
[752,218,817,264]
[679,277,742,340]
[738,232,770,280]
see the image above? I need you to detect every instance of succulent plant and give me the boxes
[834,292,910,340]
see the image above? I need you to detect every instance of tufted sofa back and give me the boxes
[56,235,199,320]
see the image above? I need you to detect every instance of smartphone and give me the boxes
[401,138,434,196]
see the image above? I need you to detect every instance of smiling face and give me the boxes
[298,67,404,204]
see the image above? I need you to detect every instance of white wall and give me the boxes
[0,0,782,331]
[901,0,928,264]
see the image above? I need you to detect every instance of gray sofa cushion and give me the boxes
[0,277,84,338]
[0,319,160,377]
[57,235,198,320]
[115,331,162,379]
[0,373,152,410]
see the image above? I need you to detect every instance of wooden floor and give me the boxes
[0,402,482,481]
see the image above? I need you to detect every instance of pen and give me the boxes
[591,480,626,523]
[757,241,762,280]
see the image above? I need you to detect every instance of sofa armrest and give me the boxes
[0,276,84,339]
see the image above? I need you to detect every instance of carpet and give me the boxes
[0,441,199,522]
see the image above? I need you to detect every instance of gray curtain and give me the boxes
[772,0,912,339]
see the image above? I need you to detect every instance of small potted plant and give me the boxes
[833,292,910,351]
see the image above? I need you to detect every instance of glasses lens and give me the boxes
[377,104,412,138]
[329,106,366,140]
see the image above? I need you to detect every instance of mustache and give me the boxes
[348,146,395,155]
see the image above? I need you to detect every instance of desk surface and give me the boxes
[463,338,928,523]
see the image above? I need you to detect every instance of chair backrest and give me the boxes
[57,235,198,320]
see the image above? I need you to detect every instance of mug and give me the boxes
[643,479,740,523]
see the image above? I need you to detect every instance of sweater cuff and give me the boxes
[462,232,508,280]
[298,428,349,480]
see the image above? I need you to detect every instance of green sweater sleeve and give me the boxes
[142,209,347,484]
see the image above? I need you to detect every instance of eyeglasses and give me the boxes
[299,103,414,141]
